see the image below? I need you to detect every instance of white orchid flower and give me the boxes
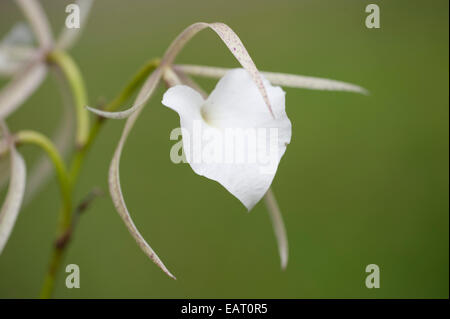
[0,0,93,120]
[86,22,368,278]
[162,68,292,210]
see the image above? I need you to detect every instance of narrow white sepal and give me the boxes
[0,142,27,254]
[175,64,369,94]
[162,22,275,117]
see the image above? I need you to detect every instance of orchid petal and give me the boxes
[107,68,175,279]
[89,22,273,119]
[162,68,292,210]
[0,60,47,120]
[0,128,27,254]
[0,51,23,77]
[175,64,369,94]
[15,0,53,47]
[56,0,94,50]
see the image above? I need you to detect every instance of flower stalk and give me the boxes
[38,56,161,298]
[1,8,369,295]
[47,50,90,148]
[13,130,72,299]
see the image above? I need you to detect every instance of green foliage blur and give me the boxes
[0,0,448,298]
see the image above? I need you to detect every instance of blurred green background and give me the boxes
[0,0,448,298]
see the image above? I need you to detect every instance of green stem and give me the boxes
[68,58,160,183]
[38,57,160,298]
[15,130,73,299]
[15,131,71,224]
[47,51,90,148]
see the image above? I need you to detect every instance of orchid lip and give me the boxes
[162,68,292,211]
